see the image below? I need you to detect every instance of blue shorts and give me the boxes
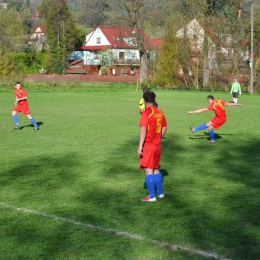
[232,92,239,98]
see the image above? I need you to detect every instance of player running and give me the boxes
[137,91,167,202]
[188,95,241,143]
[12,82,39,130]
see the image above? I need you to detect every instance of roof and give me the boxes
[34,25,46,34]
[241,40,249,48]
[66,59,86,74]
[149,38,164,46]
[148,38,164,50]
[67,59,84,67]
[80,25,155,51]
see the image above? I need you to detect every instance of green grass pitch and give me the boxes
[0,83,259,260]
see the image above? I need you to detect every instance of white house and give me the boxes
[70,25,141,71]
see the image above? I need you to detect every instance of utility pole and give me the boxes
[250,0,254,94]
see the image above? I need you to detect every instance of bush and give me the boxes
[100,66,110,75]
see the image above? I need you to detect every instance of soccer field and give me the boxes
[0,85,259,260]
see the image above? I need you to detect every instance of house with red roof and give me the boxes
[70,25,163,75]
[28,25,47,52]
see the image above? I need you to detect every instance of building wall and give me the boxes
[176,19,205,51]
[70,48,140,66]
[112,49,140,62]
[70,51,85,60]
[85,27,111,46]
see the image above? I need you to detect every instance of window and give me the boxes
[224,48,232,57]
[96,37,101,44]
[94,51,99,59]
[119,52,125,61]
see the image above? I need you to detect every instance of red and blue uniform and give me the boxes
[207,100,226,129]
[139,106,167,169]
[14,87,30,115]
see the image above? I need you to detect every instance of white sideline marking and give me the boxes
[0,202,231,260]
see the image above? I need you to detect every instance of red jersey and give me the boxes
[207,100,226,119]
[139,106,167,146]
[14,87,28,105]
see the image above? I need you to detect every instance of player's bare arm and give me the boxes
[224,102,242,107]
[162,126,167,137]
[188,108,208,114]
[137,126,147,156]
[16,96,28,102]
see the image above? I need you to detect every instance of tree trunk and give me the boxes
[140,53,148,84]
[192,61,199,90]
[203,54,210,88]
[202,31,209,88]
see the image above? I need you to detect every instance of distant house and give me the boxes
[176,18,249,71]
[28,25,47,52]
[0,3,7,9]
[70,25,162,75]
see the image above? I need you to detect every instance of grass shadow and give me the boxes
[13,121,44,130]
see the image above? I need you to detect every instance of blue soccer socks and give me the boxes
[145,175,155,199]
[13,115,20,126]
[154,173,163,196]
[209,130,216,142]
[194,124,208,132]
[30,117,38,128]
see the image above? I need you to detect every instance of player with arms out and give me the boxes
[137,91,167,202]
[188,95,241,143]
[12,82,39,130]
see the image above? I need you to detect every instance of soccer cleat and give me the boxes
[34,126,39,130]
[158,194,164,199]
[209,139,215,143]
[141,196,156,202]
[190,126,195,133]
[13,125,20,130]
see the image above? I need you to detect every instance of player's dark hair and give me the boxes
[207,95,214,100]
[15,82,20,85]
[142,87,150,94]
[143,91,156,103]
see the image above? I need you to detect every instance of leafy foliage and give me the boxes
[13,51,47,73]
[0,49,15,77]
[0,8,24,51]
[39,0,78,74]
[100,66,110,75]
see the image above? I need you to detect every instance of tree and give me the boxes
[0,49,17,78]
[155,14,202,89]
[39,0,78,74]
[75,24,87,48]
[246,2,260,91]
[155,28,180,87]
[178,0,249,88]
[0,9,25,51]
[75,0,110,27]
